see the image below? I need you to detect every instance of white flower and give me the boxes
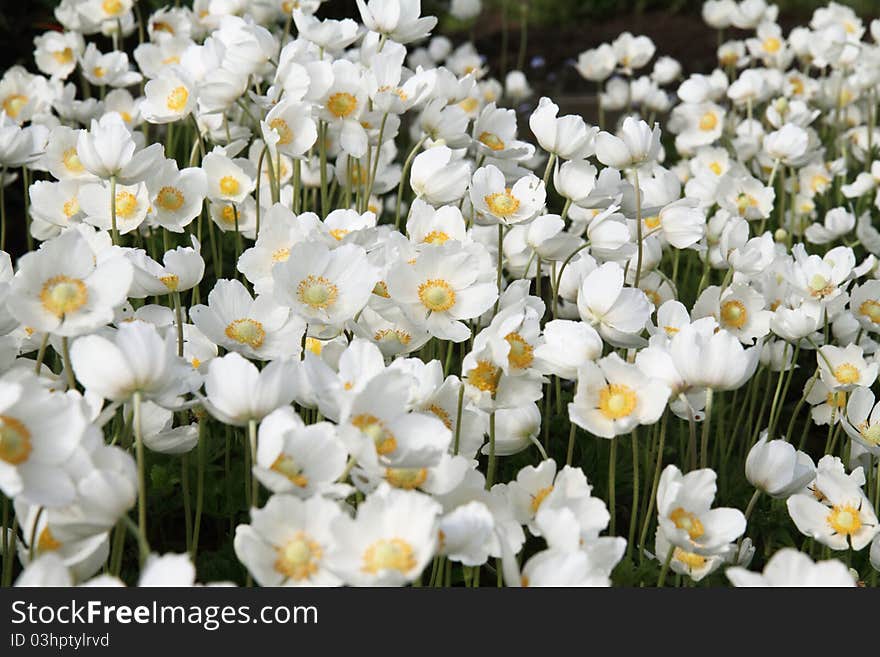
[142,69,196,124]
[470,165,546,226]
[817,344,878,391]
[726,548,856,587]
[387,242,497,342]
[7,229,132,337]
[253,407,350,498]
[330,483,440,585]
[569,353,670,439]
[746,435,815,498]
[272,241,380,328]
[657,464,746,556]
[529,97,597,160]
[410,146,471,206]
[70,320,201,405]
[576,262,652,347]
[191,279,305,361]
[0,373,87,507]
[787,465,879,551]
[234,494,343,586]
[202,353,300,426]
[595,117,662,170]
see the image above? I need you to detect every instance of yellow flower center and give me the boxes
[152,20,174,34]
[699,111,718,131]
[674,548,707,570]
[220,205,237,225]
[418,279,456,313]
[297,275,338,310]
[329,228,349,241]
[0,415,31,465]
[63,197,80,218]
[530,485,554,514]
[62,147,84,174]
[457,97,479,113]
[670,507,705,540]
[271,454,309,487]
[762,37,782,53]
[156,186,184,211]
[826,391,847,409]
[166,86,189,112]
[423,230,450,245]
[859,422,880,446]
[709,161,723,175]
[385,467,428,490]
[426,404,452,430]
[720,299,748,329]
[2,94,27,118]
[810,174,830,194]
[305,337,323,355]
[362,538,417,575]
[598,384,637,420]
[102,0,124,16]
[269,118,293,145]
[735,193,758,215]
[351,414,396,455]
[159,274,179,291]
[859,300,880,325]
[37,526,62,553]
[478,131,505,151]
[644,215,661,230]
[827,504,862,536]
[271,247,290,263]
[93,66,106,79]
[40,275,88,317]
[219,176,241,197]
[115,191,138,219]
[327,92,358,118]
[663,325,680,336]
[51,48,74,65]
[833,363,860,385]
[484,189,521,218]
[808,274,834,298]
[374,328,412,347]
[468,360,501,395]
[224,318,266,349]
[505,332,534,369]
[275,532,322,581]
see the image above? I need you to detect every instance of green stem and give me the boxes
[486,411,497,490]
[132,391,149,566]
[700,388,714,469]
[110,175,119,245]
[395,137,426,230]
[61,336,76,390]
[608,438,617,535]
[627,431,640,559]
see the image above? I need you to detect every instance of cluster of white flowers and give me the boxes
[0,0,878,587]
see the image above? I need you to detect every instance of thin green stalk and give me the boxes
[638,411,667,557]
[110,175,119,245]
[182,454,192,554]
[633,167,644,287]
[132,391,149,566]
[248,419,259,510]
[61,336,76,390]
[657,545,674,587]
[486,411,497,490]
[394,136,426,230]
[700,388,714,469]
[627,431,640,559]
[608,438,617,535]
